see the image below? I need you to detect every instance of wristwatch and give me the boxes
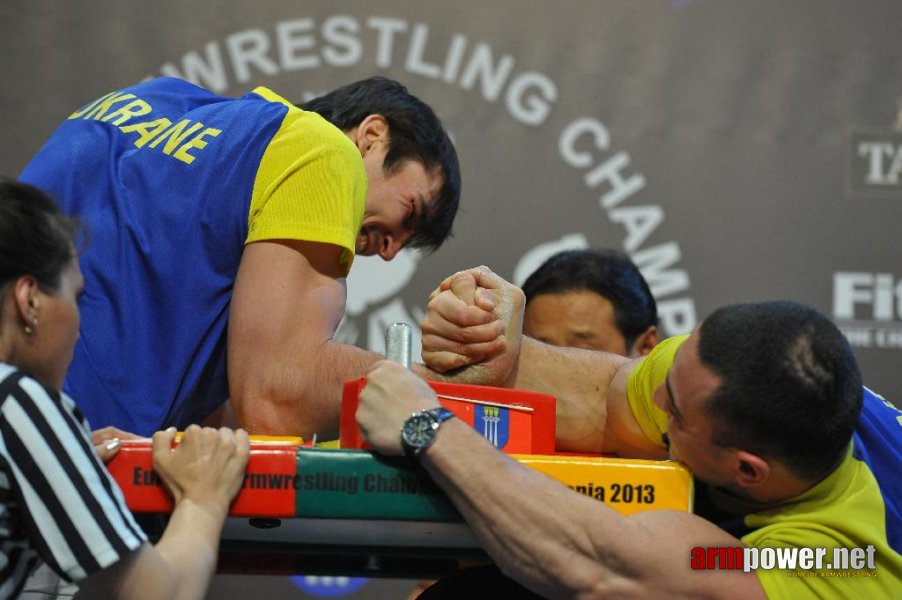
[400,407,455,458]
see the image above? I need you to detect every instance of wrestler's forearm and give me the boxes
[228,239,388,439]
[504,337,626,453]
[232,340,381,439]
[420,417,765,599]
[420,418,641,598]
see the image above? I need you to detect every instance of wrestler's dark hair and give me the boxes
[0,178,78,293]
[522,249,658,350]
[697,301,863,482]
[300,77,460,253]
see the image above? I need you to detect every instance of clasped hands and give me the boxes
[358,266,526,455]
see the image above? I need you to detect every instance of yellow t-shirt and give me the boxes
[246,87,366,275]
[626,335,686,449]
[626,336,902,598]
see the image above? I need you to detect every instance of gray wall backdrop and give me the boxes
[3,1,901,598]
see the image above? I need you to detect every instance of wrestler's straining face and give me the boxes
[356,141,442,261]
[652,333,734,488]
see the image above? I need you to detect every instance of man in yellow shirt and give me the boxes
[357,267,901,598]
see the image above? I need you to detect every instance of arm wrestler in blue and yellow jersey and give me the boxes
[20,76,462,439]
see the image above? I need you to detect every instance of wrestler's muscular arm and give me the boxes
[357,362,764,600]
[228,239,376,439]
[425,426,760,598]
[227,241,505,439]
[422,267,664,457]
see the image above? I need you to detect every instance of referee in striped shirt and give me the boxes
[0,179,250,599]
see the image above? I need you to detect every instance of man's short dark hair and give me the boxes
[697,301,863,482]
[521,249,658,349]
[300,77,460,252]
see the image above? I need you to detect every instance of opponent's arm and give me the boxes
[421,267,664,456]
[357,362,765,599]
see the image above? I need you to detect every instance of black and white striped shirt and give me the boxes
[0,363,146,599]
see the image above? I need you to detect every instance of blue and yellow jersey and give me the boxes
[626,336,902,598]
[20,77,366,435]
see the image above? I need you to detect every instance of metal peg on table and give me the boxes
[385,322,412,369]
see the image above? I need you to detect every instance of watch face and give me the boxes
[402,413,436,449]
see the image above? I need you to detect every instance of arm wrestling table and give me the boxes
[109,375,693,579]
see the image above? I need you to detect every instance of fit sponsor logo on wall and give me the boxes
[833,271,902,350]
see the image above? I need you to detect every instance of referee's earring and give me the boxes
[24,317,37,335]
